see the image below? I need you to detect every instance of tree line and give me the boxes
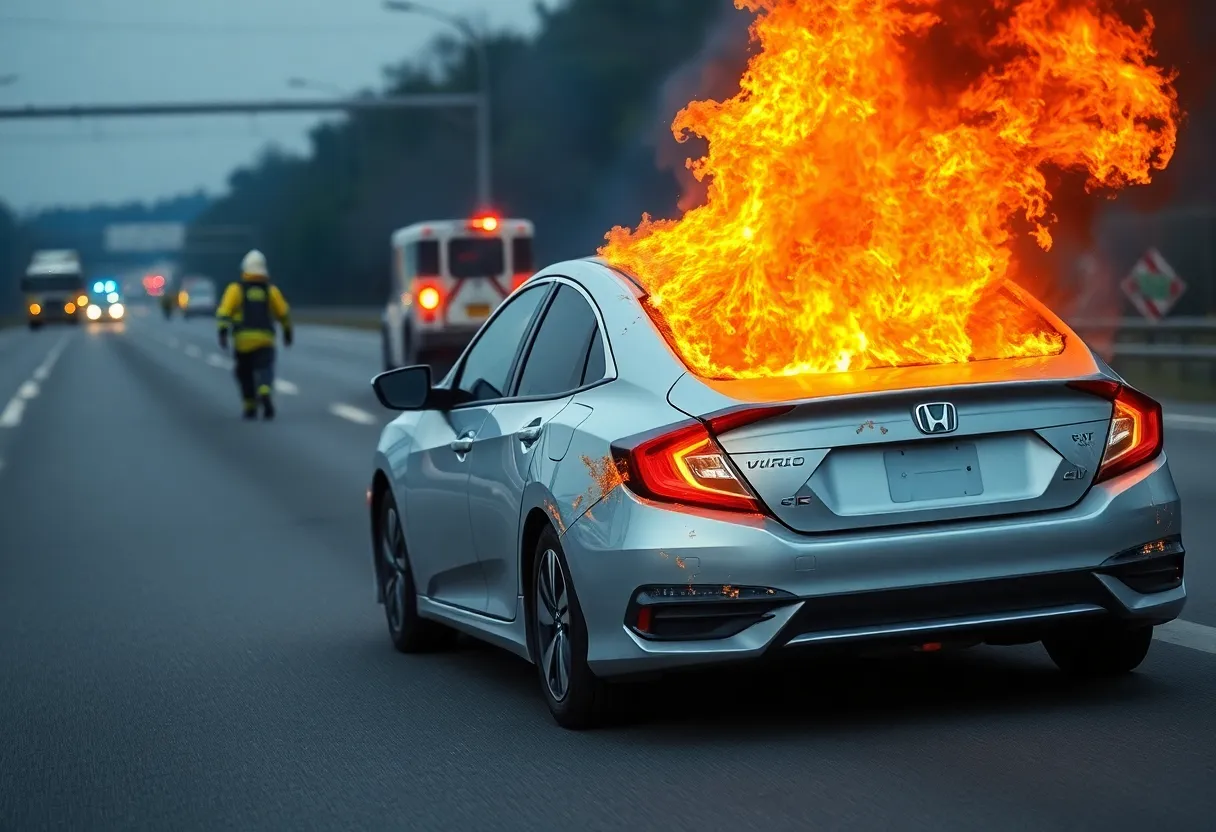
[181,0,745,306]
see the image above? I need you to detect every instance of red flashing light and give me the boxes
[470,214,500,232]
[414,280,444,322]
[510,273,530,292]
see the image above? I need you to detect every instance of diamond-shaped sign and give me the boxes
[1121,248,1186,321]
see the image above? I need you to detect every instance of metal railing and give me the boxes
[1070,318,1216,362]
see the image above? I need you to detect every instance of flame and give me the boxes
[601,0,1179,379]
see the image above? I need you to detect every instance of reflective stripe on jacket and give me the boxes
[217,277,292,354]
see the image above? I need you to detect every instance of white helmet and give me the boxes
[241,249,268,277]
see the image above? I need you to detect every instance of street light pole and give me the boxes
[382,0,492,210]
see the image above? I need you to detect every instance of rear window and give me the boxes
[641,283,1064,379]
[22,275,84,293]
[512,237,534,274]
[448,237,505,278]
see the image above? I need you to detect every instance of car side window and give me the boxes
[581,327,606,386]
[515,285,602,398]
[454,284,547,403]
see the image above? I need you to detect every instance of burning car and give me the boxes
[364,0,1185,729]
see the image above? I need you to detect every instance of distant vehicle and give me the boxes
[85,278,126,323]
[22,250,88,330]
[381,215,535,370]
[177,276,218,319]
[366,258,1183,729]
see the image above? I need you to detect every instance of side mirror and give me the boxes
[372,365,435,411]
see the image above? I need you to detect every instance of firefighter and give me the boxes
[216,250,293,420]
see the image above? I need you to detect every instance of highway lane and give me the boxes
[1,316,1215,831]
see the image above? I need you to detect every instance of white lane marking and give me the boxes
[1154,619,1216,655]
[0,398,25,428]
[184,344,202,358]
[1165,414,1216,432]
[206,353,232,369]
[3,335,69,428]
[31,335,70,381]
[329,403,377,425]
[275,379,299,395]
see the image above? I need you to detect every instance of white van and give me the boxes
[381,215,535,369]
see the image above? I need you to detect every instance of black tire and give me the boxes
[380,326,394,371]
[377,492,455,653]
[28,320,41,331]
[1043,622,1154,677]
[528,526,614,729]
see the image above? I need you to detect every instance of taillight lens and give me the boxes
[414,282,444,321]
[612,406,792,514]
[1068,380,1164,483]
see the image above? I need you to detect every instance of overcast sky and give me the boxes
[0,0,552,213]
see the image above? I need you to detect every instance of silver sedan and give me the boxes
[367,256,1185,730]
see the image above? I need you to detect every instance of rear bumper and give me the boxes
[561,453,1185,679]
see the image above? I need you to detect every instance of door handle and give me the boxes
[516,418,543,445]
[450,430,476,454]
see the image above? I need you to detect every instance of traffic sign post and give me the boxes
[1121,248,1187,321]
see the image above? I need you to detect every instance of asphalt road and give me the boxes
[2,306,1215,831]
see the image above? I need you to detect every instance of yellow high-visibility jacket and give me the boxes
[216,276,292,353]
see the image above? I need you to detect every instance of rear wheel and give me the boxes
[380,325,394,371]
[529,526,614,729]
[1043,622,1154,676]
[28,320,41,331]
[378,494,455,653]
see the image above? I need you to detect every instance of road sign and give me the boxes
[1121,248,1186,321]
[104,222,186,254]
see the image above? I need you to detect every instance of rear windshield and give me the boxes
[448,237,505,278]
[642,283,1064,379]
[22,275,84,293]
[512,237,534,274]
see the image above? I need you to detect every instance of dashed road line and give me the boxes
[275,379,299,395]
[1154,619,1216,655]
[184,344,202,358]
[1,335,68,429]
[1165,413,1216,432]
[329,403,377,425]
[206,353,232,369]
[0,399,23,428]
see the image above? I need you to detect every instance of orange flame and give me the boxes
[601,0,1179,379]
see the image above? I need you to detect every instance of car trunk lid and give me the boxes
[667,348,1114,534]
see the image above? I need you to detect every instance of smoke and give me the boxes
[651,0,754,213]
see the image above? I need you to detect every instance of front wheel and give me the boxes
[1043,622,1154,677]
[529,526,614,729]
[378,493,455,653]
[28,320,42,331]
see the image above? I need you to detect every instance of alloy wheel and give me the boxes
[381,506,408,634]
[535,548,572,702]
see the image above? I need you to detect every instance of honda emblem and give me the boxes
[912,402,958,435]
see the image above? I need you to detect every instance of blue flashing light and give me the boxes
[104,280,117,293]
[93,281,105,293]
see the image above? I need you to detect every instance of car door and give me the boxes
[402,282,552,614]
[466,282,608,620]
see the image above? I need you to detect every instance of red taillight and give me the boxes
[413,281,444,322]
[510,273,530,292]
[1067,380,1164,483]
[612,406,792,514]
[635,606,652,634]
